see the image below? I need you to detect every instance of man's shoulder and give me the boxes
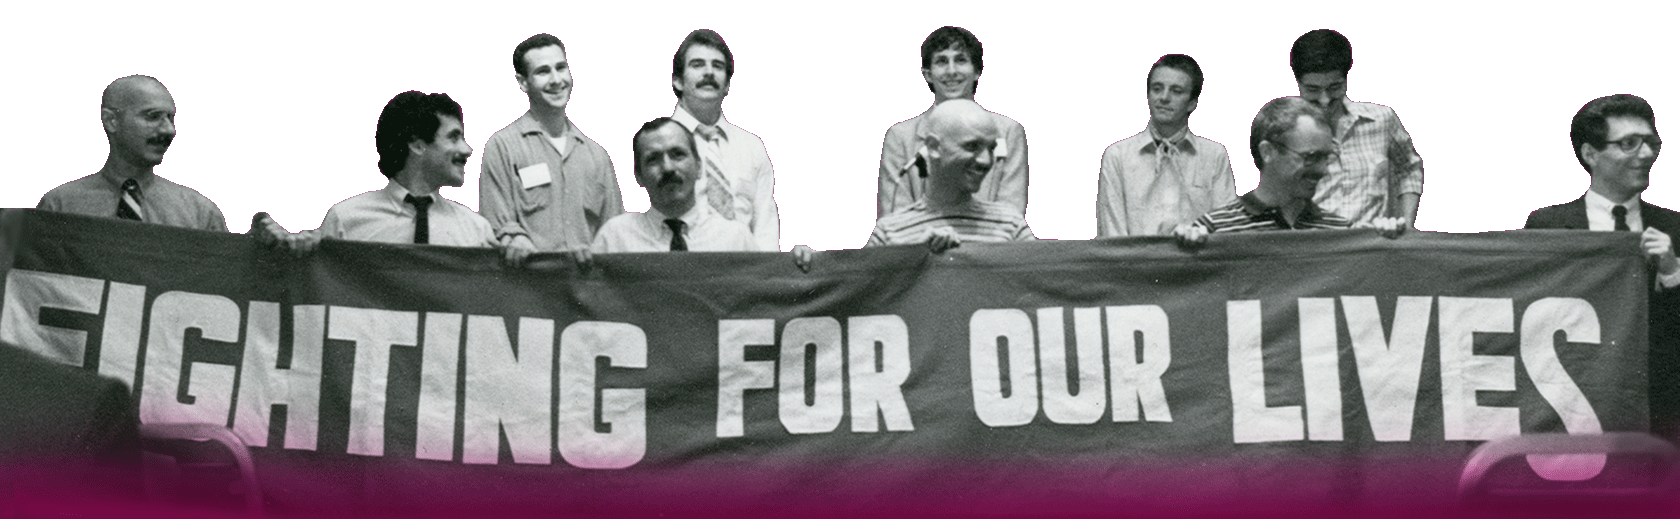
[886,112,927,137]
[39,173,104,200]
[1524,197,1587,229]
[150,175,221,206]
[1345,99,1403,122]
[988,111,1026,133]
[1104,130,1153,157]
[324,188,387,215]
[1643,201,1680,233]
[720,119,768,148]
[597,211,645,234]
[1186,133,1231,155]
[486,114,537,143]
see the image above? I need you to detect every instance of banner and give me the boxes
[0,210,1650,516]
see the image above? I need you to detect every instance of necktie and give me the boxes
[1613,205,1630,231]
[692,125,737,220]
[405,195,433,244]
[1141,139,1189,234]
[117,178,143,221]
[665,218,688,251]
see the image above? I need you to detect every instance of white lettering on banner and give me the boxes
[1520,298,1606,480]
[0,269,104,366]
[717,319,776,438]
[779,317,845,434]
[233,303,323,450]
[557,321,647,469]
[1299,298,1342,441]
[415,312,463,461]
[328,306,418,457]
[1228,300,1305,443]
[139,291,240,426]
[1107,305,1172,423]
[970,309,1039,427]
[1344,296,1431,442]
[463,316,555,465]
[97,282,147,387]
[1039,307,1105,425]
[846,315,914,433]
[1439,298,1520,441]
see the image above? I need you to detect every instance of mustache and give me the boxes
[657,171,685,187]
[698,77,721,89]
[147,134,174,147]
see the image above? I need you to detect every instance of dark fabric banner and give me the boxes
[0,210,1651,516]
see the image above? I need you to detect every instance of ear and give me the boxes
[1580,142,1600,169]
[1258,140,1278,166]
[516,73,529,94]
[1185,96,1199,117]
[921,67,935,85]
[100,106,118,134]
[671,75,683,96]
[409,136,429,157]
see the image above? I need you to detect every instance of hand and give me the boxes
[568,246,594,271]
[499,234,537,268]
[926,227,961,254]
[790,245,815,273]
[252,212,319,256]
[1368,217,1407,239]
[1642,227,1679,275]
[1173,222,1208,248]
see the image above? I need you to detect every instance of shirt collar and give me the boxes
[1142,124,1198,156]
[1237,191,1324,225]
[1338,97,1380,123]
[381,179,441,209]
[672,105,730,142]
[99,169,157,191]
[1585,187,1641,215]
[646,203,705,230]
[512,112,582,156]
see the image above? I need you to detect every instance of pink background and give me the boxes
[0,0,1673,250]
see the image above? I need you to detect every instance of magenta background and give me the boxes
[0,0,1673,250]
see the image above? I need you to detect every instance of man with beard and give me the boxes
[878,26,1028,218]
[867,100,1034,252]
[1097,54,1236,237]
[38,75,227,231]
[668,29,780,251]
[592,117,756,253]
[1524,94,1678,437]
[479,33,624,265]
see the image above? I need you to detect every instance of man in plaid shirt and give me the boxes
[1288,29,1424,231]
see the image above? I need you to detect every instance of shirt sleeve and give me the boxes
[319,206,344,240]
[1386,109,1425,196]
[1014,222,1037,241]
[477,135,528,240]
[204,204,228,233]
[864,225,886,248]
[1213,147,1238,206]
[994,121,1029,216]
[751,142,780,251]
[877,128,910,219]
[591,150,625,239]
[1096,146,1128,238]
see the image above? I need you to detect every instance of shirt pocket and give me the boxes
[518,181,553,214]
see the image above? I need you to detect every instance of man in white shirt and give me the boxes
[668,29,780,251]
[593,117,755,253]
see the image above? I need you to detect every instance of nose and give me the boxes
[975,147,994,169]
[1639,139,1659,160]
[159,116,176,136]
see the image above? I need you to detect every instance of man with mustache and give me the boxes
[878,26,1028,218]
[1097,54,1236,237]
[479,33,624,265]
[1523,94,1678,436]
[668,29,780,251]
[1289,29,1423,231]
[867,100,1034,252]
[37,75,227,231]
[1175,97,1403,245]
[591,117,755,253]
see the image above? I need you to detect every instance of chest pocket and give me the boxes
[516,162,554,214]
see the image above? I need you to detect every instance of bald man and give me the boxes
[867,100,1034,251]
[38,75,227,231]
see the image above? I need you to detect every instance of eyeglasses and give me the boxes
[1273,142,1338,167]
[1604,134,1663,153]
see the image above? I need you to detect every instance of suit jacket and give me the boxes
[0,342,142,510]
[1525,196,1680,437]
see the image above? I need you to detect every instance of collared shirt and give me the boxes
[1585,188,1645,231]
[1196,191,1352,233]
[866,199,1035,247]
[479,112,624,251]
[37,170,227,232]
[319,179,495,247]
[1314,97,1425,226]
[1097,124,1237,237]
[877,106,1029,218]
[671,105,779,251]
[591,205,757,253]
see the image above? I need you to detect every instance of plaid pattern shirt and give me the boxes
[1312,98,1424,226]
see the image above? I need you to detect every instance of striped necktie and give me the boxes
[117,178,143,221]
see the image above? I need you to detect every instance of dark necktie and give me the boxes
[665,218,687,251]
[405,195,433,244]
[117,178,143,221]
[1613,205,1630,231]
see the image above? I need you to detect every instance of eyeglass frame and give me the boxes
[1601,134,1663,154]
[1268,141,1339,167]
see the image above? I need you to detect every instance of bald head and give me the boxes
[100,75,177,169]
[919,99,999,202]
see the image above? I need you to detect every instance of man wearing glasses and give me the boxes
[1289,29,1424,231]
[1523,94,1677,436]
[38,76,227,231]
[1176,97,1403,244]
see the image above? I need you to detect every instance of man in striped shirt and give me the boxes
[1177,97,1402,245]
[867,100,1034,252]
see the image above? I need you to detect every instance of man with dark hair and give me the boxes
[1288,28,1424,230]
[878,26,1029,218]
[1524,94,1677,435]
[592,117,754,252]
[38,75,227,231]
[1097,54,1236,237]
[868,100,1034,251]
[668,29,780,251]
[479,33,624,265]
[1177,97,1403,244]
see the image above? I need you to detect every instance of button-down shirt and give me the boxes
[671,106,779,251]
[479,112,624,251]
[37,170,227,232]
[866,199,1035,247]
[591,206,757,253]
[1097,125,1236,237]
[1197,192,1352,233]
[877,106,1028,218]
[1314,98,1425,226]
[319,179,495,247]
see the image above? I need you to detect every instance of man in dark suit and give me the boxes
[1524,93,1677,436]
[0,341,142,512]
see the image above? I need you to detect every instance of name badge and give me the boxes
[518,163,552,189]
